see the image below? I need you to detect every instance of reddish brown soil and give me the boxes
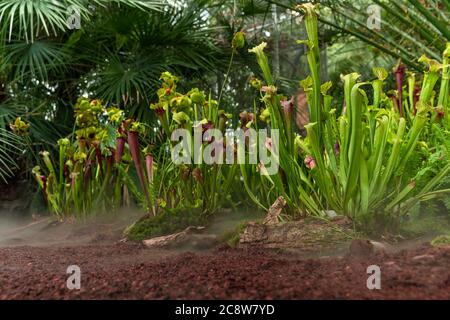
[0,243,449,300]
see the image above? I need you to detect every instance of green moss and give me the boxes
[431,235,450,247]
[218,222,249,248]
[125,208,206,241]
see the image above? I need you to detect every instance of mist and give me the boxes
[0,209,144,247]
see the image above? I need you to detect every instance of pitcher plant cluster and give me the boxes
[11,3,450,230]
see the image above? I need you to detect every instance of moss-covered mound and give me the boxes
[431,235,450,247]
[124,209,206,242]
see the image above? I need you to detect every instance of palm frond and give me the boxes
[0,128,22,183]
[74,1,225,108]
[0,40,70,82]
[0,0,163,42]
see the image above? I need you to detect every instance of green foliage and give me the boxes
[320,0,450,70]
[0,1,234,168]
[29,72,244,218]
[150,73,240,214]
[9,1,450,240]
[246,2,450,229]
[0,127,23,182]
[0,0,162,42]
[30,98,139,217]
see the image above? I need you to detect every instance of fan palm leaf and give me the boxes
[71,1,226,110]
[0,0,163,42]
[0,128,22,183]
[0,40,70,82]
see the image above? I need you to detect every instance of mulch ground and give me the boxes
[0,243,449,299]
